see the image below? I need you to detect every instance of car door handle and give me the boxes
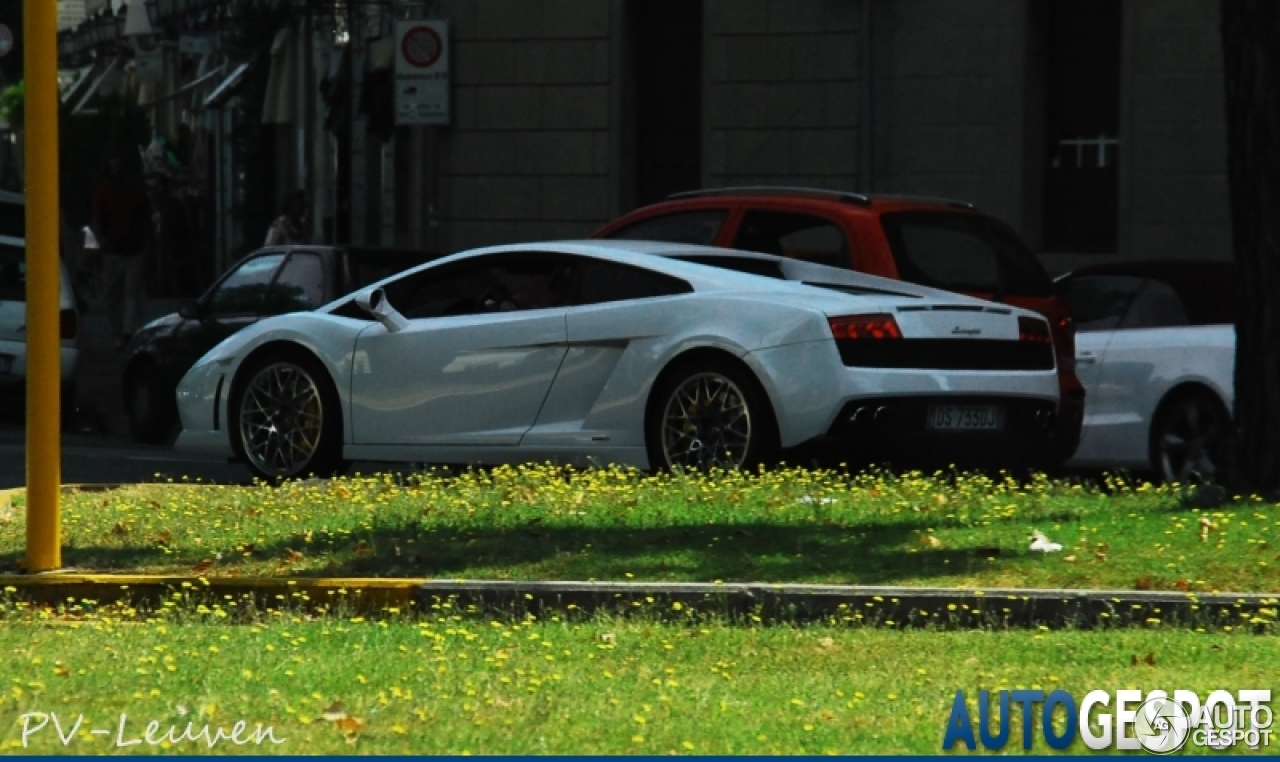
[1076,352,1097,365]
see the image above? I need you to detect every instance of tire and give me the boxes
[124,362,177,444]
[1150,391,1230,484]
[230,348,348,481]
[645,357,778,472]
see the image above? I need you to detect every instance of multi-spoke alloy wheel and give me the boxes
[238,361,326,479]
[1154,394,1228,484]
[659,371,754,470]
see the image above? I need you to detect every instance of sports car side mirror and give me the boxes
[355,287,410,333]
[178,300,203,320]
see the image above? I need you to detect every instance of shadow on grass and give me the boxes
[0,515,1068,585]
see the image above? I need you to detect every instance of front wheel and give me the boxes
[646,359,777,471]
[1151,392,1230,484]
[231,350,347,481]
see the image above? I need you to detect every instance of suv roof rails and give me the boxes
[862,193,977,210]
[667,186,872,206]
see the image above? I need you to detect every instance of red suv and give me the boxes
[593,187,1084,466]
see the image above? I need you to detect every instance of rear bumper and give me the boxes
[796,395,1057,470]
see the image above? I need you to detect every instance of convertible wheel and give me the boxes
[232,352,347,481]
[1151,392,1229,484]
[124,362,177,444]
[647,360,777,471]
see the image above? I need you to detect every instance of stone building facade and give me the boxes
[398,0,1229,273]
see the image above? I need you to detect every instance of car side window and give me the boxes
[607,210,728,246]
[263,252,325,315]
[1059,275,1144,332]
[386,253,577,319]
[573,259,693,305]
[732,211,851,269]
[0,241,24,301]
[1120,278,1189,330]
[0,201,23,240]
[206,253,287,317]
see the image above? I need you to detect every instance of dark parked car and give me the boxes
[122,245,438,442]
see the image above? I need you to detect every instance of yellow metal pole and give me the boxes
[23,0,61,572]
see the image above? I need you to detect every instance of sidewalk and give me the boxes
[70,295,182,439]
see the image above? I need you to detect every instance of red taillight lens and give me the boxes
[59,309,77,340]
[1018,316,1051,344]
[829,314,902,340]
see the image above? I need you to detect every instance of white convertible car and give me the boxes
[175,241,1061,479]
[1059,260,1235,482]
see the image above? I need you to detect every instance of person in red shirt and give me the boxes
[90,157,153,349]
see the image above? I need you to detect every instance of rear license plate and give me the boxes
[0,354,11,375]
[928,404,1003,431]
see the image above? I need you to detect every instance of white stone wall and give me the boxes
[704,0,861,190]
[869,0,1035,236]
[1120,0,1231,262]
[435,0,618,251]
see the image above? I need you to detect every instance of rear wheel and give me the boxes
[1150,391,1230,484]
[646,358,778,471]
[231,349,347,481]
[124,362,177,444]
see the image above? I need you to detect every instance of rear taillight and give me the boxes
[1055,313,1076,358]
[829,314,902,340]
[1018,316,1052,344]
[59,309,77,340]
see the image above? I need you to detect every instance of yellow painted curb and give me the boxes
[0,574,424,610]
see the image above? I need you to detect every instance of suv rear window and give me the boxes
[880,211,1053,297]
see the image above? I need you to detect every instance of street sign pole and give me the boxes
[24,0,62,572]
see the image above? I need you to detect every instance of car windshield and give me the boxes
[880,211,1054,297]
[0,241,25,302]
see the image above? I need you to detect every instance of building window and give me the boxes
[1043,0,1122,254]
[631,0,703,206]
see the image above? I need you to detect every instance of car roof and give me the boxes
[1059,258,1235,281]
[1060,259,1237,325]
[633,187,980,213]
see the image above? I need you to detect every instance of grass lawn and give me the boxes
[1,466,1278,592]
[1,604,1277,755]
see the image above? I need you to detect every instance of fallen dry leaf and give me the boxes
[108,523,128,537]
[353,541,374,556]
[1199,517,1214,542]
[1174,579,1191,591]
[1134,576,1153,591]
[53,662,70,678]
[190,559,214,574]
[817,637,835,649]
[155,530,173,545]
[283,549,305,563]
[334,717,364,733]
[918,534,943,548]
[599,632,616,644]
[1094,551,1108,562]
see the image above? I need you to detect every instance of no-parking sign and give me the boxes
[395,20,449,125]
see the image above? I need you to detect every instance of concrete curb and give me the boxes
[0,575,1274,628]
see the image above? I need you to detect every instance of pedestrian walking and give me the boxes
[264,190,308,247]
[90,157,153,349]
